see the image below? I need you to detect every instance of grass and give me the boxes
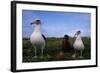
[22,37,91,63]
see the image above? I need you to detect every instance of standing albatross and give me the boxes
[72,31,85,58]
[30,18,46,58]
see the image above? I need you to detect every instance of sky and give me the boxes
[22,10,91,38]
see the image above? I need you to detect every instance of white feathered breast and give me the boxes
[73,35,84,50]
[30,31,45,47]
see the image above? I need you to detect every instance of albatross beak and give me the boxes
[30,22,35,25]
[30,22,34,25]
[74,33,77,37]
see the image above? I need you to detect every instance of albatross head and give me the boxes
[74,31,81,37]
[30,18,41,25]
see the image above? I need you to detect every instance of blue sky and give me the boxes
[22,10,91,38]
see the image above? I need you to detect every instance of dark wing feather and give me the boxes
[42,34,46,41]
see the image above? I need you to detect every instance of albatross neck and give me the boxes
[76,34,82,40]
[34,24,42,32]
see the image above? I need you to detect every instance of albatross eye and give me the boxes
[36,20,41,24]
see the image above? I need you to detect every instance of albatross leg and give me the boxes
[40,46,44,59]
[78,50,84,59]
[34,46,37,58]
[72,50,76,58]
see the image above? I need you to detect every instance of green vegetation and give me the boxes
[23,37,91,62]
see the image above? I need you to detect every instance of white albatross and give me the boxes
[72,31,85,58]
[30,18,46,58]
